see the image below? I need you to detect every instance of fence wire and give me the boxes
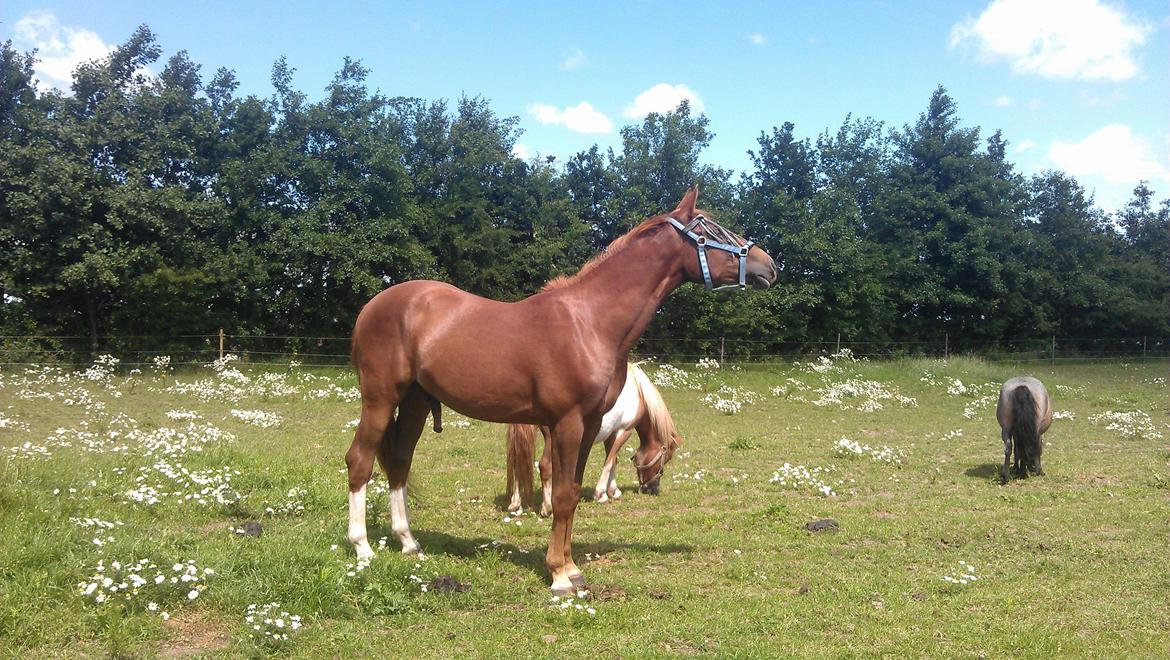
[0,333,1166,368]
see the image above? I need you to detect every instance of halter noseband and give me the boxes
[666,215,755,291]
[631,437,677,486]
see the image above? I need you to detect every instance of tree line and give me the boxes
[1,27,1167,360]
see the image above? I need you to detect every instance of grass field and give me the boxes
[1,354,1168,658]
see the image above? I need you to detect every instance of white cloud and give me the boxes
[622,83,705,119]
[950,0,1150,81]
[529,101,613,134]
[560,48,586,70]
[992,95,1014,107]
[13,11,114,91]
[1049,124,1169,186]
[511,142,532,160]
[746,32,767,46]
[1013,138,1037,154]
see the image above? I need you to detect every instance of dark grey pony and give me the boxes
[995,376,1053,484]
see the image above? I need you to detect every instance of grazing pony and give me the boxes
[505,362,682,514]
[346,186,777,594]
[995,376,1053,483]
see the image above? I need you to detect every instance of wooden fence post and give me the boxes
[1050,335,1055,365]
[720,337,725,369]
[944,332,949,359]
[836,333,841,354]
[219,328,225,361]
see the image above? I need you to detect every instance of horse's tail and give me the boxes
[1010,385,1040,461]
[505,424,536,506]
[629,363,682,449]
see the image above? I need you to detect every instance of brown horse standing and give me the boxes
[346,186,777,594]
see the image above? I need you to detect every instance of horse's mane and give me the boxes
[628,362,682,446]
[541,215,669,292]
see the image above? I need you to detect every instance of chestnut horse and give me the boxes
[346,186,776,595]
[505,362,682,515]
[995,376,1053,483]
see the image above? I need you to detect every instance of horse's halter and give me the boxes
[631,437,677,486]
[666,215,755,291]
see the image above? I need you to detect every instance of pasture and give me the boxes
[1,354,1167,657]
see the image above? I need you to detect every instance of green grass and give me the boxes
[1,357,1168,657]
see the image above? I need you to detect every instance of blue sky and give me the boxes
[4,0,1167,213]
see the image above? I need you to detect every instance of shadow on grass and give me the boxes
[363,528,695,578]
[490,484,651,511]
[964,463,1000,479]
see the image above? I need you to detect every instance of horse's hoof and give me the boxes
[401,543,422,556]
[610,488,622,500]
[355,547,375,561]
[539,505,552,517]
[550,583,576,598]
[568,572,587,588]
[594,492,609,503]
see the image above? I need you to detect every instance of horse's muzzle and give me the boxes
[639,480,661,495]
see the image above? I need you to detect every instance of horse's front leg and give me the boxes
[597,430,631,502]
[593,433,618,502]
[608,430,633,499]
[1000,428,1012,484]
[546,413,597,595]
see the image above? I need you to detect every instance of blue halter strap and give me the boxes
[666,215,755,291]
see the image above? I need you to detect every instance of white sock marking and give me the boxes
[347,486,374,559]
[390,485,420,554]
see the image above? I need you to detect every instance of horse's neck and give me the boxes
[563,232,684,355]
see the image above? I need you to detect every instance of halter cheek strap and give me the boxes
[666,216,755,291]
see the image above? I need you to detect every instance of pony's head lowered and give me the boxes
[628,364,683,495]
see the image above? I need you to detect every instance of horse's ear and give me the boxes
[673,184,699,219]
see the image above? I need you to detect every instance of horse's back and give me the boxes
[996,376,1051,431]
[352,279,619,423]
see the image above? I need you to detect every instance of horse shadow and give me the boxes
[489,485,635,511]
[964,463,1000,479]
[372,528,694,578]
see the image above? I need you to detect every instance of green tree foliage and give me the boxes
[1,28,1166,359]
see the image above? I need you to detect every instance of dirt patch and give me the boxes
[427,575,471,593]
[585,584,627,602]
[160,610,231,658]
[805,518,839,533]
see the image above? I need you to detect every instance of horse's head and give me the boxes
[666,185,778,291]
[631,430,681,495]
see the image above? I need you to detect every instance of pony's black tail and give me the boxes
[505,424,536,507]
[1010,385,1040,467]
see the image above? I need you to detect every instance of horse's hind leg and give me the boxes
[378,383,430,555]
[346,401,395,560]
[1000,428,1012,484]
